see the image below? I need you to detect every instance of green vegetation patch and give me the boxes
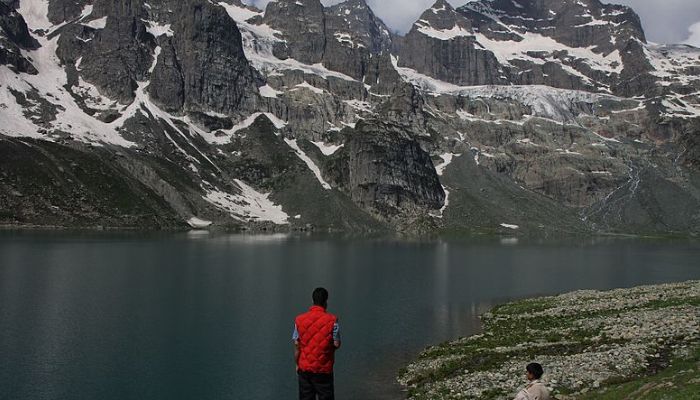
[576,347,700,400]
[399,281,700,400]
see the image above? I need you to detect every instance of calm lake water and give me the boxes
[0,231,698,400]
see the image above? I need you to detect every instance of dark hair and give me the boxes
[312,287,329,307]
[526,363,544,379]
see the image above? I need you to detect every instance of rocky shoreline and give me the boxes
[398,281,700,399]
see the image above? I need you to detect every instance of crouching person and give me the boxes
[514,362,550,400]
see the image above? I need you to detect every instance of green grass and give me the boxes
[399,281,700,400]
[576,347,700,400]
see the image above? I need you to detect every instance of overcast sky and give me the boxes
[243,0,700,46]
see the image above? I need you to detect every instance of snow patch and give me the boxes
[416,23,471,40]
[293,81,325,94]
[219,112,287,141]
[285,139,332,190]
[143,20,174,37]
[457,109,528,126]
[18,0,51,32]
[188,217,212,229]
[430,185,451,219]
[311,141,344,156]
[500,223,520,230]
[334,32,363,48]
[431,4,447,13]
[435,153,461,176]
[218,1,262,22]
[82,17,107,30]
[259,84,282,98]
[205,180,289,225]
[148,46,162,73]
[0,29,135,146]
[474,31,623,75]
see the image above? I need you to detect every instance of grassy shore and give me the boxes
[398,281,699,399]
[575,346,700,399]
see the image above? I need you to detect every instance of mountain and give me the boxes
[0,0,698,236]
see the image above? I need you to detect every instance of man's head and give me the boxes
[526,363,544,381]
[312,287,329,308]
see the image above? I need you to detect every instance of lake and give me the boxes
[0,231,698,400]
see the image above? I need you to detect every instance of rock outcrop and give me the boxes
[163,0,261,115]
[457,0,652,94]
[263,0,394,81]
[397,0,506,86]
[47,0,90,25]
[0,1,38,73]
[264,0,327,64]
[345,120,445,218]
[58,0,155,104]
[323,0,393,80]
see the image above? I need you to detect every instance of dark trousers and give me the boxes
[298,371,334,400]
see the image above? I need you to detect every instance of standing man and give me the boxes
[293,287,341,400]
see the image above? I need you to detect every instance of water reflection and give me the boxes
[500,237,519,245]
[186,230,211,238]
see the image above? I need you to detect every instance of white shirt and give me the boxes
[514,380,551,400]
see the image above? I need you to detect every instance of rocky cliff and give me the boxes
[0,0,698,236]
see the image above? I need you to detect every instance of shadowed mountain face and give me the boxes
[0,0,698,236]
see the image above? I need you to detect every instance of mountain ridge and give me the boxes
[0,0,698,236]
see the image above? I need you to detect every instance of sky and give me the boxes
[243,0,700,46]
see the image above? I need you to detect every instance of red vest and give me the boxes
[295,305,337,374]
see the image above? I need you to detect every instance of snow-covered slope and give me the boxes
[2,1,134,146]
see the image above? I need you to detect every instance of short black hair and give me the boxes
[526,363,544,379]
[312,287,328,306]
